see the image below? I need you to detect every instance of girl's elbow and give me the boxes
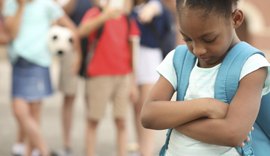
[140,105,159,129]
[141,116,152,129]
[141,109,153,129]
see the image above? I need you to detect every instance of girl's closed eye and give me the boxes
[203,36,217,43]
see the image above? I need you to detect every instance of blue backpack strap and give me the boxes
[173,45,196,100]
[215,42,264,156]
[159,45,196,156]
[215,42,263,102]
[257,94,270,139]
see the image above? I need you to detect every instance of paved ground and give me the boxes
[0,47,166,156]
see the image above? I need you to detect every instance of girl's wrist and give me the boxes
[202,98,216,118]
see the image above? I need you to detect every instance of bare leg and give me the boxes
[17,123,26,143]
[86,119,98,156]
[115,118,127,156]
[12,98,49,156]
[134,84,155,156]
[12,125,26,155]
[62,95,75,149]
[28,101,42,155]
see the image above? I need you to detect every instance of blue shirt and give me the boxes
[131,0,168,48]
[70,0,92,26]
[3,0,64,67]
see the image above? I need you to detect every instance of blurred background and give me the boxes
[1,0,270,156]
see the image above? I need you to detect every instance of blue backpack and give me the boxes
[159,42,270,156]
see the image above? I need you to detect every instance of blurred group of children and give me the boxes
[0,0,176,156]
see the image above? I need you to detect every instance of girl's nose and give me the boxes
[192,43,207,56]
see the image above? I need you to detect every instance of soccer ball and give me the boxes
[47,25,74,56]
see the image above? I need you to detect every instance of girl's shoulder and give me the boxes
[240,53,270,80]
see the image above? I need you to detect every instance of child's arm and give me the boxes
[0,23,11,45]
[141,75,229,130]
[175,67,267,147]
[138,0,162,24]
[4,0,25,39]
[61,0,76,15]
[78,7,122,38]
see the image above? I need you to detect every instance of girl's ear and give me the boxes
[232,9,244,29]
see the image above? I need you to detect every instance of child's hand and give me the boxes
[138,1,161,23]
[103,7,123,20]
[240,127,254,147]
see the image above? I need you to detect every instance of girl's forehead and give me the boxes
[179,8,209,23]
[179,7,226,24]
[178,8,226,36]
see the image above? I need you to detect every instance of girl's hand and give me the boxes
[240,127,254,147]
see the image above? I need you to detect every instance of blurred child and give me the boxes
[130,0,172,155]
[78,0,139,155]
[53,0,91,155]
[2,0,81,155]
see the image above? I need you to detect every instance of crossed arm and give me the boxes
[141,67,267,147]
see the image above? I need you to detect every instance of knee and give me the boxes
[87,119,99,129]
[115,118,126,131]
[12,101,29,119]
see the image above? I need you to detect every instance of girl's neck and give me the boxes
[230,35,241,49]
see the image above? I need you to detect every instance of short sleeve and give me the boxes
[129,19,140,37]
[81,7,100,24]
[156,49,177,90]
[240,54,270,95]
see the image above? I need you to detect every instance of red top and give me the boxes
[81,7,140,76]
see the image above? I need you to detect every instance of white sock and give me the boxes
[12,143,25,155]
[32,149,41,156]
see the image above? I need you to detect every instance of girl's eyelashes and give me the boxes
[203,36,217,43]
[181,33,217,43]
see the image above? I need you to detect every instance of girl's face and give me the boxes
[178,7,240,68]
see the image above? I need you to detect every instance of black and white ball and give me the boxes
[48,25,74,56]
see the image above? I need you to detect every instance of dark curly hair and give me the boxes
[176,0,240,18]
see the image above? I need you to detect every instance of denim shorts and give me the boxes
[12,57,53,102]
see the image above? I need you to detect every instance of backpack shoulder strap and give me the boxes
[215,42,264,103]
[215,42,264,156]
[159,45,196,156]
[173,45,196,101]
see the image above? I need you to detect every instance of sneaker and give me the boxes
[12,143,25,156]
[128,151,141,156]
[53,148,73,156]
[31,149,41,156]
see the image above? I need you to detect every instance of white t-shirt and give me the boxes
[157,50,270,156]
